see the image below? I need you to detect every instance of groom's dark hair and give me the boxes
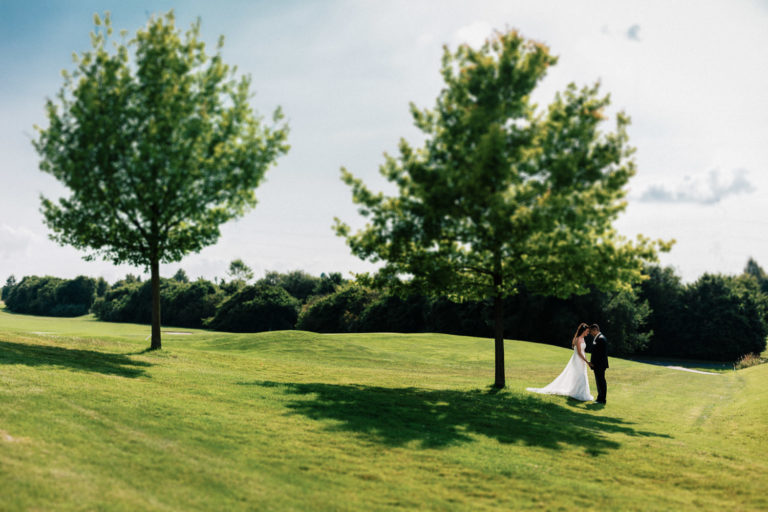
[590,324,600,330]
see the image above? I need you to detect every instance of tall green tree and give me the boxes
[744,257,768,294]
[34,12,288,350]
[172,268,190,283]
[335,30,670,387]
[638,265,685,356]
[259,270,320,302]
[2,275,16,301]
[227,258,254,283]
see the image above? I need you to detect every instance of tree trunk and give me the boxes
[149,257,162,351]
[493,274,505,389]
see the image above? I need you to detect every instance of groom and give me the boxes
[587,324,608,404]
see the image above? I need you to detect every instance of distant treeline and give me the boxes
[3,260,768,362]
[2,275,102,317]
[1,270,342,331]
[293,263,768,361]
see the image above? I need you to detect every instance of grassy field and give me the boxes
[1,307,766,511]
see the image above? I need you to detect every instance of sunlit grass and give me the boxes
[1,308,766,510]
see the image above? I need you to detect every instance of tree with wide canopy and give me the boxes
[336,30,671,388]
[34,12,289,350]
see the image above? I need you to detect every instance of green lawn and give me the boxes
[1,308,766,511]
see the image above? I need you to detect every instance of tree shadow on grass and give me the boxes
[240,381,670,456]
[0,340,151,378]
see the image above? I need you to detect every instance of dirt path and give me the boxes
[632,359,723,375]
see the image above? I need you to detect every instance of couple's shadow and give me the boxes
[240,380,668,456]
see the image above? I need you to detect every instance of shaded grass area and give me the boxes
[243,381,666,454]
[0,339,151,378]
[1,308,766,510]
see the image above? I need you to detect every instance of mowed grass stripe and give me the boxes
[1,308,766,510]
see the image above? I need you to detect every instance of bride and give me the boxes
[527,322,593,402]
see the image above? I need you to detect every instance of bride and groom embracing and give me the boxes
[527,323,609,404]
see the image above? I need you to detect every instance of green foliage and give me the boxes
[33,11,289,349]
[336,30,668,301]
[335,30,670,386]
[3,269,348,333]
[296,284,378,332]
[504,286,651,355]
[259,270,322,303]
[352,294,490,336]
[172,268,190,283]
[424,297,490,336]
[227,259,254,283]
[744,257,768,295]
[204,283,299,332]
[92,280,149,323]
[733,273,768,326]
[4,275,96,316]
[345,286,650,355]
[278,270,319,301]
[113,273,142,287]
[315,272,345,296]
[679,274,767,360]
[256,270,347,303]
[35,11,289,268]
[744,257,766,281]
[95,277,108,297]
[639,266,768,361]
[164,279,224,328]
[597,289,651,355]
[54,275,98,316]
[638,265,684,356]
[5,276,63,315]
[93,278,224,328]
[356,294,429,333]
[2,274,16,300]
[219,279,245,295]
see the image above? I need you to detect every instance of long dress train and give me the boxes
[527,340,593,401]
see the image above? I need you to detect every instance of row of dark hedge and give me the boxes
[295,283,650,355]
[90,272,341,331]
[294,265,768,361]
[2,270,344,333]
[3,263,767,361]
[639,267,768,360]
[92,279,225,328]
[2,275,100,317]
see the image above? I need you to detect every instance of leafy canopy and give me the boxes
[34,11,289,269]
[227,259,254,282]
[336,30,671,302]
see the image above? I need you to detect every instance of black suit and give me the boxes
[590,333,609,403]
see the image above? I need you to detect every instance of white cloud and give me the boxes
[637,169,756,204]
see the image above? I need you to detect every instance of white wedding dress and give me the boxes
[527,339,593,401]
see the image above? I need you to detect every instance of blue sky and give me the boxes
[1,0,767,283]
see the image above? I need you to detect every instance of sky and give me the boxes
[1,0,767,284]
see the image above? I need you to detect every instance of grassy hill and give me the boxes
[1,308,766,511]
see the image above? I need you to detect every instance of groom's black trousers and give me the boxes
[594,367,607,403]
